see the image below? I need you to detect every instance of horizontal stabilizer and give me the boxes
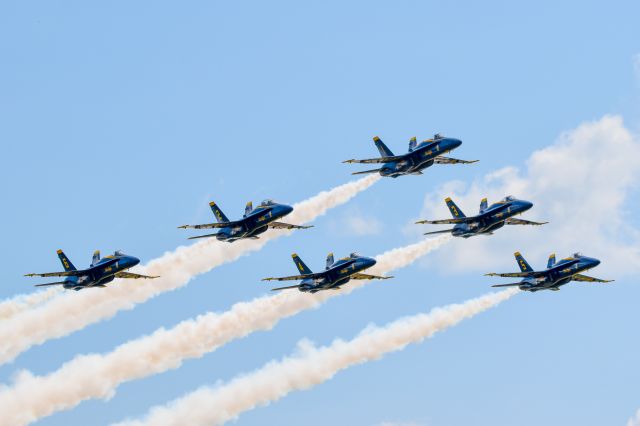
[114,272,159,279]
[34,281,68,287]
[268,222,314,230]
[186,233,220,240]
[351,168,383,175]
[434,156,479,165]
[422,229,455,235]
[491,283,522,288]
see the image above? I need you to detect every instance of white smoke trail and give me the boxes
[627,410,640,426]
[114,288,518,426]
[0,235,450,426]
[0,176,379,365]
[0,288,61,321]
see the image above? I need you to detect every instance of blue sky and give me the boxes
[1,1,639,425]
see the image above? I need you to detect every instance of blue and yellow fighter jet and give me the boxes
[416,196,547,238]
[25,250,158,291]
[343,134,478,177]
[262,252,392,292]
[178,199,312,242]
[486,252,613,292]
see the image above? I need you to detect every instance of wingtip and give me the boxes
[373,136,380,142]
[56,249,63,254]
[208,201,216,206]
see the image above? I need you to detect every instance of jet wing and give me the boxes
[351,273,393,280]
[351,168,383,175]
[270,284,304,291]
[433,156,479,164]
[262,273,324,282]
[423,229,455,235]
[415,218,467,225]
[178,222,238,230]
[114,272,160,279]
[485,272,534,278]
[186,233,220,240]
[572,274,614,283]
[24,271,84,278]
[268,222,314,230]
[342,156,406,164]
[490,282,522,288]
[505,218,548,226]
[34,281,68,287]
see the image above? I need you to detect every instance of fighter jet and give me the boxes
[25,249,158,291]
[416,196,547,238]
[486,252,613,292]
[262,252,392,292]
[178,199,312,242]
[343,134,477,177]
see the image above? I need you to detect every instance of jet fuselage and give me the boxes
[298,256,377,293]
[216,203,293,242]
[452,199,533,238]
[380,138,462,178]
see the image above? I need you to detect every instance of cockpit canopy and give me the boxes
[572,252,583,258]
[433,133,444,140]
[502,195,516,202]
[260,199,277,206]
[114,250,126,257]
[349,252,360,258]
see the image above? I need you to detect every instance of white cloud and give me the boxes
[343,209,383,236]
[415,115,640,276]
[627,409,640,426]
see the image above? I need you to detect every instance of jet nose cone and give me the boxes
[452,139,462,149]
[591,258,601,267]
[521,201,533,211]
[129,256,140,266]
[282,204,294,215]
[365,257,377,267]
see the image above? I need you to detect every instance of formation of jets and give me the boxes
[24,132,613,292]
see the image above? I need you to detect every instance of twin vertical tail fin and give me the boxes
[408,136,417,152]
[292,253,313,275]
[244,201,253,217]
[57,249,77,272]
[547,253,556,269]
[514,252,534,273]
[373,136,395,157]
[479,198,488,213]
[445,197,466,219]
[325,252,334,270]
[209,202,230,223]
[91,250,100,266]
